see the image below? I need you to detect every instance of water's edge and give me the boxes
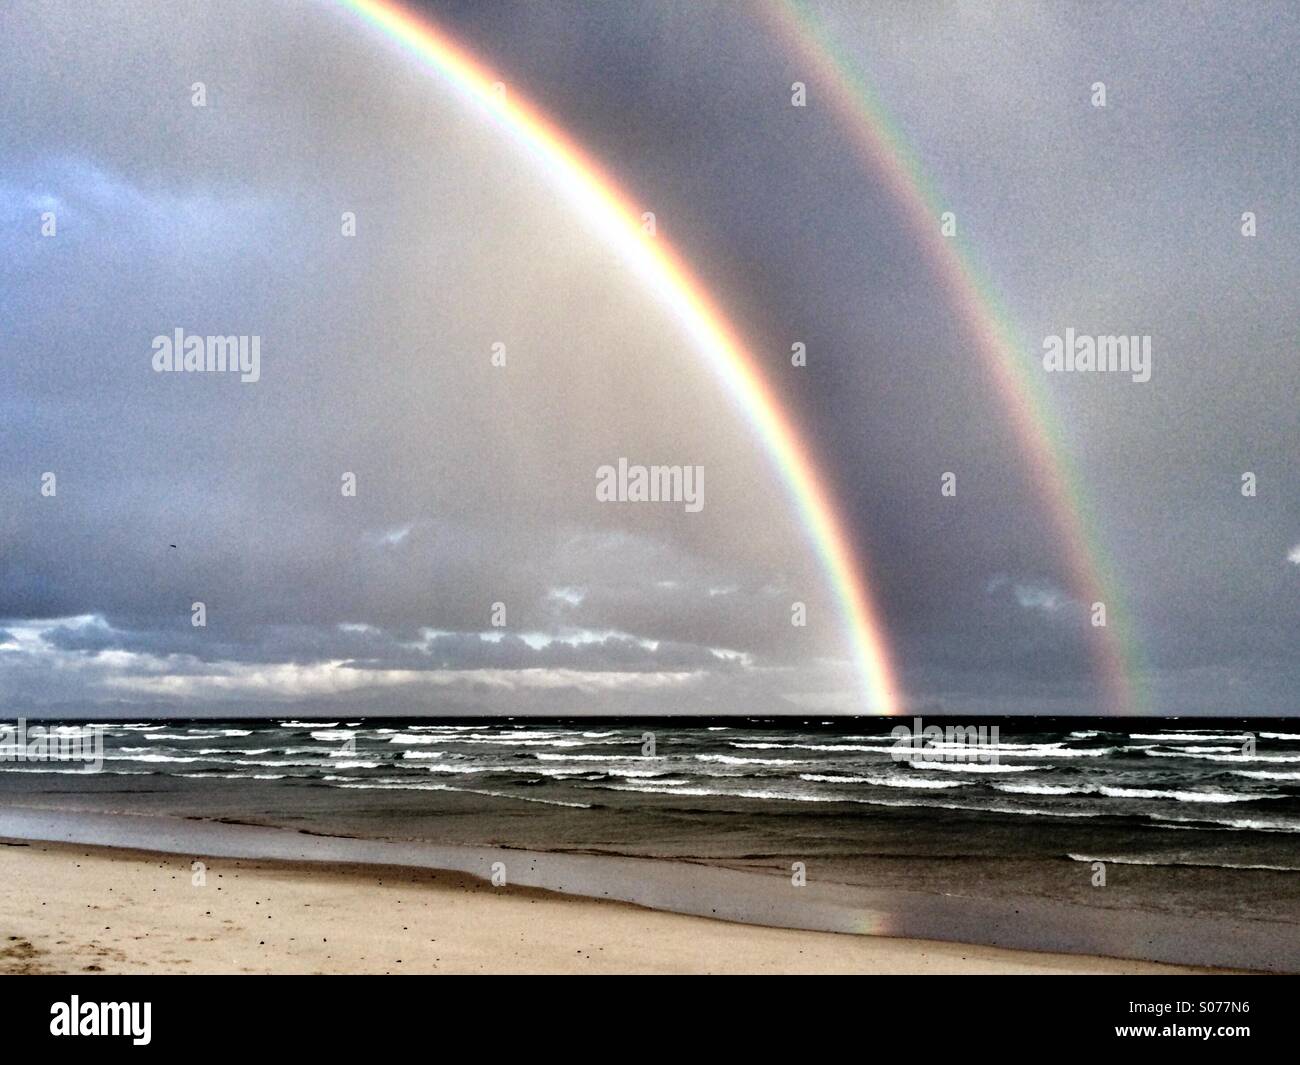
[2,804,1292,972]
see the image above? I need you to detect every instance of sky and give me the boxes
[0,0,1296,718]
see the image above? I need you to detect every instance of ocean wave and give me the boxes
[533,753,659,762]
[0,765,130,775]
[464,730,568,739]
[402,724,478,731]
[417,764,502,775]
[913,761,1041,774]
[905,744,1113,759]
[729,739,1106,761]
[905,740,1070,751]
[103,753,203,763]
[695,754,805,766]
[144,732,222,741]
[595,782,1103,821]
[177,772,289,781]
[456,737,591,747]
[1150,813,1300,832]
[125,755,344,770]
[1097,785,1263,804]
[1154,745,1239,753]
[1068,852,1300,872]
[798,773,965,790]
[153,729,252,738]
[388,733,592,748]
[1231,769,1300,781]
[194,748,274,755]
[599,783,831,802]
[332,780,591,808]
[992,782,1089,796]
[1129,732,1250,743]
[731,741,899,754]
[1144,749,1300,764]
[610,767,683,779]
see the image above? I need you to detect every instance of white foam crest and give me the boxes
[1232,769,1300,781]
[1129,732,1249,742]
[1144,749,1300,764]
[915,761,1041,774]
[1150,813,1300,832]
[798,773,965,790]
[695,753,805,766]
[993,782,1091,796]
[1098,785,1261,804]
[1067,852,1300,871]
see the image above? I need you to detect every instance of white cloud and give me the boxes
[986,575,1069,613]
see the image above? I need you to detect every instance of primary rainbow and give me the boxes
[767,0,1147,714]
[333,0,904,714]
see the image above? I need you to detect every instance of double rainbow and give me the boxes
[333,0,1146,715]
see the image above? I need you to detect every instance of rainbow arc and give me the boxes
[336,0,904,714]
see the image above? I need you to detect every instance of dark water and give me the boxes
[5,718,1300,840]
[2,717,1298,969]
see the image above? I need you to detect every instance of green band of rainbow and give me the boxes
[770,0,1147,713]
[333,0,905,714]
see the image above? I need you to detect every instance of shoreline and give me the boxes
[1,804,1282,973]
[1,838,1213,975]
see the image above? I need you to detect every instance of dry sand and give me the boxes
[0,839,1212,975]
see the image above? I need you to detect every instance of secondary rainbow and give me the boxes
[766,0,1147,714]
[332,0,903,714]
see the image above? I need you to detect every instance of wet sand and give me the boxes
[2,805,1282,973]
[0,839,1211,975]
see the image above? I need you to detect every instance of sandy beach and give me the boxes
[0,839,1213,975]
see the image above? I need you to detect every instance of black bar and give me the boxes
[1,974,1293,1052]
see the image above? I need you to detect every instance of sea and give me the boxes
[4,717,1298,836]
[2,717,1297,969]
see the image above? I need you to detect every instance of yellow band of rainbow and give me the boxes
[767,0,1147,713]
[334,0,904,714]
